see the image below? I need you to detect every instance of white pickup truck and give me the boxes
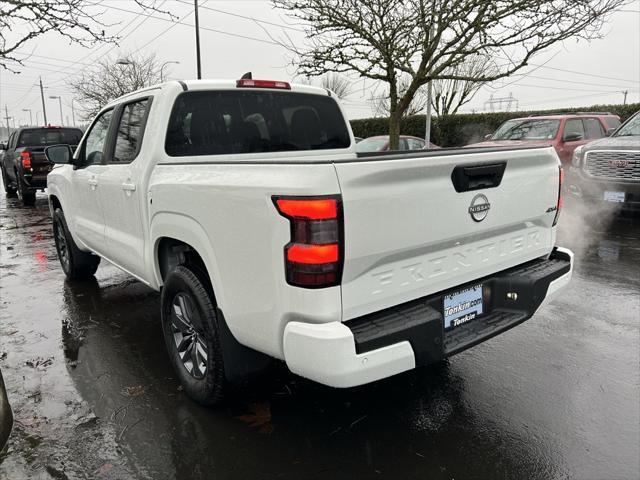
[45,78,573,405]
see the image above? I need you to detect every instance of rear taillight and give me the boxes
[21,151,31,169]
[274,195,343,288]
[553,166,564,226]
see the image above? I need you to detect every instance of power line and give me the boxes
[106,3,280,47]
[174,0,305,32]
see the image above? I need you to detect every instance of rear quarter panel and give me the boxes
[149,162,344,359]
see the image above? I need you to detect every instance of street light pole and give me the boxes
[49,96,64,125]
[160,61,180,82]
[22,109,33,125]
[71,100,76,126]
[194,0,202,79]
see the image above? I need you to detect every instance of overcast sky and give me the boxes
[1,0,639,127]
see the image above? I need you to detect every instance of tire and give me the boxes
[52,208,100,280]
[161,265,226,406]
[16,171,35,206]
[1,166,17,197]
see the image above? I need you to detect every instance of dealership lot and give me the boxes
[0,191,638,480]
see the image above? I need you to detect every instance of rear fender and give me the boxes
[150,212,225,309]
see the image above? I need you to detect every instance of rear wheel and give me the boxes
[161,265,226,406]
[16,172,35,206]
[1,166,16,197]
[53,208,100,280]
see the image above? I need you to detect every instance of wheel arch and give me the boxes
[150,212,225,308]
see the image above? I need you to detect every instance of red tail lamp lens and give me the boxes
[287,244,339,264]
[21,151,31,169]
[274,196,343,288]
[275,198,337,220]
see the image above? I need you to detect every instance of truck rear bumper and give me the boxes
[283,247,573,388]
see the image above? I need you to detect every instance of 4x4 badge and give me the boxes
[469,194,491,222]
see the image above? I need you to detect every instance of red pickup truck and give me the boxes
[467,113,621,165]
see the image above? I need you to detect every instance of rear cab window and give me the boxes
[165,90,350,156]
[17,128,83,147]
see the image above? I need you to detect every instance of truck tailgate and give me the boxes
[335,146,560,320]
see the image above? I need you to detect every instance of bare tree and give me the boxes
[431,55,496,116]
[370,75,429,118]
[273,0,625,149]
[298,73,353,99]
[0,0,169,70]
[69,53,162,119]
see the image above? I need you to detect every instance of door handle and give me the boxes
[88,177,98,189]
[122,182,136,192]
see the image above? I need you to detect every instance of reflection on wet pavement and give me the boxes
[0,191,638,479]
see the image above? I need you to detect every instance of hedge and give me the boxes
[349,103,640,148]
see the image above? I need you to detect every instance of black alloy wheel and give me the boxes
[170,292,209,380]
[161,265,226,405]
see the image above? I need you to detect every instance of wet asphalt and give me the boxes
[0,189,638,480]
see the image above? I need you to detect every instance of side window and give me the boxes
[398,139,409,150]
[112,99,150,164]
[407,138,425,150]
[563,119,585,140]
[84,110,113,165]
[584,118,605,139]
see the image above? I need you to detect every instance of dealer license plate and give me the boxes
[604,191,625,203]
[444,284,483,330]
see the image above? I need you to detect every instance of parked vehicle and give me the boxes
[0,369,12,451]
[0,126,83,206]
[355,135,439,152]
[466,113,621,166]
[568,110,640,211]
[45,78,573,405]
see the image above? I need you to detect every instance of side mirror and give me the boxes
[0,143,6,151]
[45,144,74,164]
[563,132,583,142]
[484,133,492,140]
[605,127,616,137]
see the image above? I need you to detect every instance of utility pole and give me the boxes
[4,105,11,134]
[71,100,76,126]
[622,90,628,105]
[194,0,202,79]
[39,77,48,125]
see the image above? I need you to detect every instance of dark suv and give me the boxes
[0,126,83,206]
[568,110,640,211]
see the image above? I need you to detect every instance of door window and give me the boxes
[398,139,409,150]
[407,138,425,150]
[113,99,150,164]
[563,119,585,140]
[584,118,605,139]
[84,110,113,165]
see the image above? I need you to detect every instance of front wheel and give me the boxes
[53,208,100,280]
[161,266,226,406]
[1,167,17,197]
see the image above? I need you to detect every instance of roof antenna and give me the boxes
[240,72,252,80]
